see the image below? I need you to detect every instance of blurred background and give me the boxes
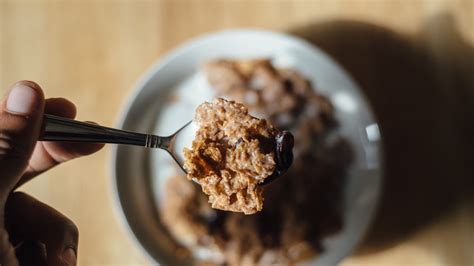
[1,0,473,265]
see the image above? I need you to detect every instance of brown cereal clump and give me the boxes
[183,98,279,215]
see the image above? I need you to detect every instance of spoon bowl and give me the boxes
[161,120,196,173]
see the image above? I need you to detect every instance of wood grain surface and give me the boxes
[1,0,473,265]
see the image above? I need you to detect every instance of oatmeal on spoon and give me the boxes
[183,98,294,215]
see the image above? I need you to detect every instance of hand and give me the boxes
[0,81,103,266]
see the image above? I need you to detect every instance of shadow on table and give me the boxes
[289,13,474,258]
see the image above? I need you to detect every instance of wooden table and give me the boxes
[1,1,473,265]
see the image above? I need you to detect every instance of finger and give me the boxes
[18,98,103,186]
[0,228,19,266]
[5,192,77,266]
[0,81,44,204]
[44,98,77,118]
[14,240,47,266]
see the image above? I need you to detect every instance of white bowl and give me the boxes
[111,29,383,265]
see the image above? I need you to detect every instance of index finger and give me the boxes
[17,98,103,187]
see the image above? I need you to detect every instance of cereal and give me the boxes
[183,98,288,215]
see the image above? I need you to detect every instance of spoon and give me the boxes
[41,114,293,185]
[41,114,194,172]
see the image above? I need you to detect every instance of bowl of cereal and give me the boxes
[112,29,383,265]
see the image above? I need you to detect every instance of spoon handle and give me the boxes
[41,114,161,148]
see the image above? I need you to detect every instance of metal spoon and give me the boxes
[41,114,293,185]
[41,114,195,173]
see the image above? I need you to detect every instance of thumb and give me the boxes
[0,81,45,203]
